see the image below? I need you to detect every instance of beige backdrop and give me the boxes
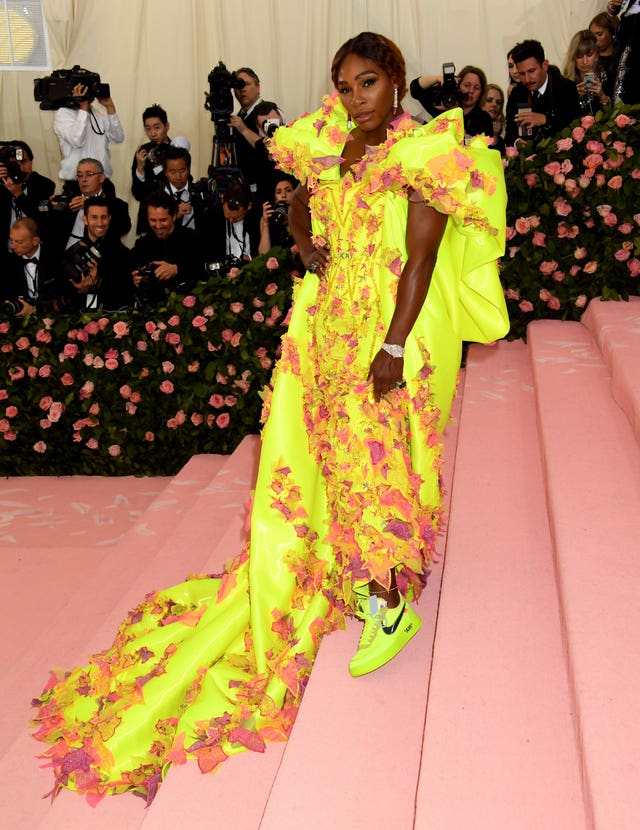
[1,0,604,212]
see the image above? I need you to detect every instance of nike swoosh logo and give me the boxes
[381,603,405,635]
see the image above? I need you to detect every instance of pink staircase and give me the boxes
[2,297,640,828]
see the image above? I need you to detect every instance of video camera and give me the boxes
[431,62,462,110]
[204,61,246,141]
[0,142,27,184]
[33,65,110,110]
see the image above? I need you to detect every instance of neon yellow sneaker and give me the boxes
[349,596,422,677]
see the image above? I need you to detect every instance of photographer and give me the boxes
[505,40,580,148]
[258,174,296,254]
[0,141,55,253]
[131,104,191,229]
[136,146,210,236]
[47,158,131,258]
[131,191,203,307]
[53,81,124,182]
[61,197,132,312]
[2,218,60,317]
[203,179,259,267]
[410,65,493,140]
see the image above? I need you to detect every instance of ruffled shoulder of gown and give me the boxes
[269,94,505,241]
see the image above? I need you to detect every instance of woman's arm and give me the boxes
[288,184,330,274]
[258,201,273,254]
[368,200,447,401]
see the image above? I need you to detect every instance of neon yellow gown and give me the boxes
[31,97,508,803]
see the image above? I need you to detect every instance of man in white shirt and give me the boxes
[53,83,124,182]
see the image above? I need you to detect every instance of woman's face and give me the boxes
[507,54,520,83]
[274,180,294,204]
[590,23,613,54]
[336,53,396,140]
[483,87,504,120]
[576,50,597,76]
[459,72,482,109]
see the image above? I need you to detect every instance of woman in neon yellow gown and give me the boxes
[31,33,508,803]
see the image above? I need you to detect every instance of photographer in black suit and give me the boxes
[2,218,60,316]
[47,158,131,259]
[0,141,55,253]
[131,191,203,307]
[61,197,132,312]
[505,40,580,147]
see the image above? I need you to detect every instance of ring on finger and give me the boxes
[308,262,318,273]
[395,380,406,389]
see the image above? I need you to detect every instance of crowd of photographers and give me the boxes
[1,2,638,318]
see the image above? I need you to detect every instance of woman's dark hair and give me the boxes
[458,65,488,102]
[589,12,618,35]
[331,32,407,100]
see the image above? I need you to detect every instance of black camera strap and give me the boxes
[89,109,105,136]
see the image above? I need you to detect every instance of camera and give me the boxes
[432,62,461,110]
[270,201,289,228]
[0,142,27,185]
[204,255,243,278]
[204,61,246,141]
[33,65,110,110]
[0,297,26,316]
[147,142,170,166]
[261,118,280,139]
[517,102,533,139]
[67,240,102,282]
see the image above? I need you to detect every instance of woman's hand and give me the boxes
[302,243,330,276]
[367,349,405,402]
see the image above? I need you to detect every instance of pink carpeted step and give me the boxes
[528,319,640,830]
[416,340,585,828]
[581,296,640,446]
[0,440,260,830]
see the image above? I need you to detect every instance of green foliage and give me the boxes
[0,246,301,475]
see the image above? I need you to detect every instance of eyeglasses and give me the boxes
[76,171,101,179]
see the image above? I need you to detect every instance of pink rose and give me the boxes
[39,396,53,411]
[514,216,531,234]
[61,372,74,386]
[253,297,265,308]
[544,161,561,176]
[575,295,587,309]
[89,403,100,416]
[586,140,605,154]
[230,302,244,313]
[36,329,52,343]
[125,401,137,415]
[216,413,230,428]
[615,113,632,128]
[49,401,65,422]
[130,391,141,404]
[574,247,587,260]
[145,321,157,334]
[614,248,631,261]
[539,260,558,275]
[0,390,7,400]
[265,282,278,295]
[34,441,47,454]
[167,417,178,429]
[108,444,121,457]
[188,361,200,372]
[505,146,519,158]
[191,413,203,426]
[221,329,234,342]
[524,173,538,186]
[627,258,640,277]
[547,296,561,311]
[227,267,240,278]
[62,343,79,358]
[0,419,9,433]
[175,410,186,425]
[16,336,29,350]
[165,332,181,345]
[532,231,546,247]
[581,115,595,129]
[39,419,51,429]
[92,356,104,368]
[86,438,98,450]
[596,204,611,217]
[224,395,237,407]
[137,340,148,351]
[608,175,623,190]
[583,154,603,170]
[5,405,17,418]
[505,288,521,301]
[552,271,565,282]
[539,288,552,302]
[553,198,572,217]
[162,361,175,374]
[76,330,89,343]
[167,315,180,326]
[119,384,132,398]
[191,315,207,328]
[556,137,573,152]
[266,257,279,271]
[145,431,155,441]
[182,295,196,307]
[113,321,130,338]
[9,367,25,381]
[105,358,118,370]
[619,223,633,234]
[159,380,174,394]
[570,265,581,277]
[230,332,242,347]
[79,380,94,398]
[84,320,99,335]
[583,261,598,274]
[209,393,224,409]
[27,366,37,378]
[519,300,534,313]
[603,213,618,227]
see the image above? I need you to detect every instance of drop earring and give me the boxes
[347,115,353,130]
[392,87,399,116]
